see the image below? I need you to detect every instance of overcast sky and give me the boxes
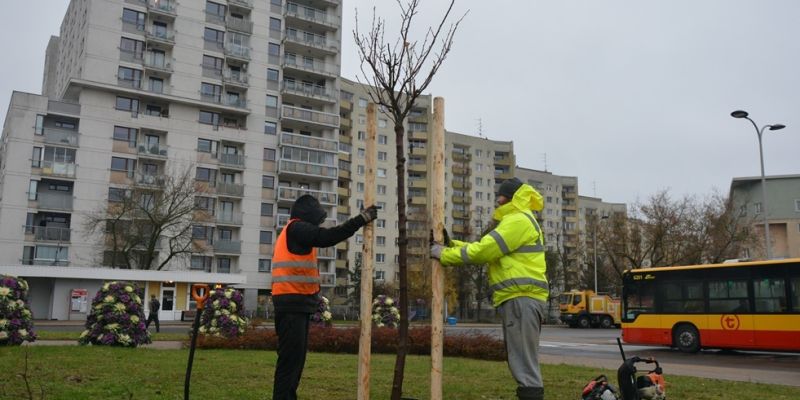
[2,1,798,205]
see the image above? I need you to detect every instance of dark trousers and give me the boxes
[272,312,310,400]
[145,312,159,333]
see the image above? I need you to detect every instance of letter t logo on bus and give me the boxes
[720,314,740,330]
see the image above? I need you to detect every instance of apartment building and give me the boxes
[0,0,343,319]
[730,175,800,259]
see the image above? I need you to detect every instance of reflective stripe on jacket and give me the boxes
[271,219,320,295]
[439,184,548,307]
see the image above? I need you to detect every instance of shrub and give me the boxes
[195,326,506,361]
[198,288,248,338]
[0,275,37,345]
[79,281,150,347]
[372,295,400,328]
[310,296,332,327]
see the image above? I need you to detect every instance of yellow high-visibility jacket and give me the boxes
[439,183,548,307]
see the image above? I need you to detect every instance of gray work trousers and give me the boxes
[499,296,546,389]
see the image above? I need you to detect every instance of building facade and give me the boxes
[730,175,800,259]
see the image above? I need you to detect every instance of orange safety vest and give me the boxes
[271,219,320,296]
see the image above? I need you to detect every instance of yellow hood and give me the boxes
[492,184,544,221]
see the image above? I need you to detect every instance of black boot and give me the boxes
[517,386,544,400]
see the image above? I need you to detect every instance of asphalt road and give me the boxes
[36,322,800,387]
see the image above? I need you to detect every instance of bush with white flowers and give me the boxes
[198,287,248,338]
[79,281,150,347]
[0,275,37,345]
[372,295,401,328]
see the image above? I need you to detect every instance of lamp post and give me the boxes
[592,215,609,293]
[730,110,785,260]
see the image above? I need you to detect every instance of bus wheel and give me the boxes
[577,315,591,329]
[674,324,700,353]
[599,316,613,329]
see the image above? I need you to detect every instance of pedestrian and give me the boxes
[146,294,160,333]
[431,177,548,400]
[271,195,378,400]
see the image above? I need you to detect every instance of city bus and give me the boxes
[621,258,800,353]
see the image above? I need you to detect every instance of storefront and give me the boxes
[0,265,247,321]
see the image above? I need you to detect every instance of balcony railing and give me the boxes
[216,212,243,225]
[47,100,80,115]
[224,42,251,60]
[23,225,72,242]
[317,246,335,259]
[138,143,168,158]
[285,2,340,27]
[281,105,339,128]
[144,56,173,73]
[226,17,254,33]
[117,78,142,90]
[135,173,166,187]
[281,81,336,102]
[277,186,337,206]
[36,192,73,211]
[219,153,245,168]
[228,0,253,9]
[147,0,177,16]
[320,272,335,287]
[279,159,337,179]
[217,181,244,197]
[213,239,242,254]
[145,27,175,44]
[41,161,76,178]
[43,128,79,147]
[282,57,338,77]
[284,29,338,52]
[222,70,249,87]
[279,131,338,152]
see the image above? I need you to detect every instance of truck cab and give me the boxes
[559,290,620,328]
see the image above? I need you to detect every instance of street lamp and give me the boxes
[593,215,609,293]
[730,110,786,260]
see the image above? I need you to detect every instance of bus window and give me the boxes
[624,282,654,320]
[659,281,704,313]
[791,276,800,312]
[709,279,749,313]
[754,278,786,312]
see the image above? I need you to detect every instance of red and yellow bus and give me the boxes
[621,258,800,353]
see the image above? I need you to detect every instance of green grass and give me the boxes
[0,346,798,400]
[34,331,189,341]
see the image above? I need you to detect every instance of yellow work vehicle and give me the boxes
[559,290,621,328]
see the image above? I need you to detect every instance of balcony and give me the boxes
[408,196,427,205]
[320,272,335,287]
[279,159,337,180]
[143,56,173,74]
[224,42,251,61]
[494,155,513,166]
[280,131,338,152]
[408,179,427,189]
[282,57,338,78]
[495,171,514,181]
[409,147,426,156]
[35,192,73,211]
[408,162,426,172]
[283,29,338,54]
[42,127,79,147]
[452,180,471,190]
[135,173,166,187]
[219,153,245,169]
[452,195,472,205]
[452,151,471,162]
[222,70,249,88]
[317,246,336,259]
[23,225,71,242]
[47,100,81,116]
[281,105,339,129]
[217,181,245,197]
[145,27,175,46]
[452,210,469,219]
[452,165,471,175]
[201,93,248,109]
[409,131,427,140]
[228,0,253,10]
[147,0,177,17]
[337,186,350,197]
[452,224,467,234]
[40,161,76,179]
[138,143,168,159]
[213,239,242,254]
[281,81,337,103]
[277,186,337,206]
[226,17,253,34]
[338,168,351,180]
[216,212,243,226]
[284,2,340,30]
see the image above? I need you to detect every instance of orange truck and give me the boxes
[559,290,621,328]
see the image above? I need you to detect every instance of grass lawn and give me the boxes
[1,346,798,400]
[35,331,189,342]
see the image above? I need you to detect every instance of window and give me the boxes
[111,157,135,174]
[358,98,368,108]
[378,135,388,145]
[792,276,800,312]
[35,245,68,262]
[195,196,215,212]
[35,115,44,135]
[376,236,386,246]
[357,148,365,158]
[199,110,220,126]
[202,55,223,72]
[357,131,365,140]
[264,121,277,134]
[268,43,281,56]
[795,199,800,212]
[378,119,387,128]
[355,234,363,244]
[476,177,483,186]
[377,168,387,178]
[120,37,144,59]
[267,68,279,82]
[196,167,216,182]
[122,8,145,29]
[266,95,278,108]
[217,258,231,274]
[754,277,787,312]
[377,201,386,209]
[205,1,226,18]
[754,202,762,214]
[191,256,212,272]
[476,163,483,172]
[201,83,222,102]
[357,165,365,175]
[356,182,365,193]
[476,192,483,200]
[376,253,386,263]
[115,97,139,113]
[260,231,273,244]
[263,148,276,161]
[261,202,274,217]
[113,126,137,144]
[709,279,750,313]
[197,138,213,153]
[409,122,427,132]
[204,28,224,44]
[378,151,387,161]
[269,17,281,31]
[117,67,142,88]
[376,219,386,228]
[27,180,38,201]
[377,185,386,195]
[192,225,210,240]
[31,147,42,168]
[258,259,272,272]
[475,149,483,157]
[262,175,275,188]
[374,270,385,280]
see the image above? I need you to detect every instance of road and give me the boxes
[35,321,800,386]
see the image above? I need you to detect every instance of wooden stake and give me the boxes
[430,97,446,400]
[357,102,378,400]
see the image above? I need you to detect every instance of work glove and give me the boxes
[359,204,379,224]
[430,243,445,260]
[429,228,452,246]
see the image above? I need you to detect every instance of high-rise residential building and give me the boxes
[729,175,800,259]
[0,0,343,320]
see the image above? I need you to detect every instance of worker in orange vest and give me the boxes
[271,194,378,400]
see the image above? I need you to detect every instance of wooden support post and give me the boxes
[430,96,446,400]
[357,102,378,400]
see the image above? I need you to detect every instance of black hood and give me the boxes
[290,194,327,225]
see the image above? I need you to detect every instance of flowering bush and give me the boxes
[372,295,401,328]
[0,275,37,345]
[198,287,248,338]
[79,281,150,347]
[310,295,332,327]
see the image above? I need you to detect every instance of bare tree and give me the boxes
[84,166,202,270]
[353,1,466,397]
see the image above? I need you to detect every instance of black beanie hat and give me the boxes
[497,177,523,199]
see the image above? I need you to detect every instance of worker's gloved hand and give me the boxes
[429,228,452,246]
[430,243,445,260]
[359,205,379,224]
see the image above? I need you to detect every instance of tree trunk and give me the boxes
[390,123,409,400]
